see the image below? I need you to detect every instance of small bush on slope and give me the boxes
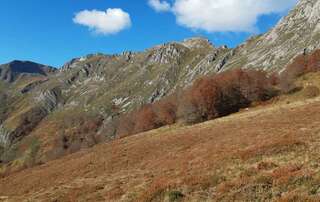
[117,95,178,138]
[47,112,104,160]
[153,95,178,126]
[133,104,162,134]
[279,49,320,93]
[279,55,308,93]
[303,85,320,98]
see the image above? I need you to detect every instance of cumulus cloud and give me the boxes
[148,0,171,12]
[150,0,298,32]
[73,8,131,35]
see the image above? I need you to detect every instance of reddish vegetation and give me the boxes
[117,68,277,137]
[178,69,276,124]
[115,49,320,137]
[48,114,104,160]
[308,49,320,71]
[132,104,161,134]
[1,96,320,201]
[153,96,178,126]
[117,95,179,137]
[279,49,320,93]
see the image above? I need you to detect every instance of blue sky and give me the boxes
[0,0,297,67]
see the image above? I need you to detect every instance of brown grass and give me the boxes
[1,91,320,201]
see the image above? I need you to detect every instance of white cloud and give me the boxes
[148,0,171,12]
[73,8,131,35]
[150,0,298,32]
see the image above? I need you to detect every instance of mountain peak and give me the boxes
[181,37,214,49]
[0,60,56,82]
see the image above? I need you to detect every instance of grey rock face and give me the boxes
[121,51,136,62]
[148,43,188,64]
[216,53,232,72]
[148,88,167,103]
[181,37,213,49]
[0,125,11,147]
[34,88,63,112]
[222,0,320,71]
[21,79,47,94]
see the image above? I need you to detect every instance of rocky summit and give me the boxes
[0,60,56,83]
[0,0,319,183]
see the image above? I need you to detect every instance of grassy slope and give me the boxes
[1,74,320,201]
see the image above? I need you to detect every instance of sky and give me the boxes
[0,0,298,67]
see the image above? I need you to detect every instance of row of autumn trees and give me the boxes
[110,49,320,138]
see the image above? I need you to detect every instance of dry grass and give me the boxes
[1,76,320,201]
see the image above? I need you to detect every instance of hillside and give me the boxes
[0,0,320,195]
[1,72,320,201]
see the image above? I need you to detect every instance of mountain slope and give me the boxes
[1,85,320,201]
[0,39,229,167]
[1,0,320,176]
[0,61,58,162]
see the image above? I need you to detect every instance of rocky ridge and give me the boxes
[223,0,320,71]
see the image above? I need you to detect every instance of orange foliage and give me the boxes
[133,104,162,134]
[178,69,275,124]
[116,68,277,136]
[114,49,320,137]
[279,49,320,92]
[153,95,178,125]
[307,49,320,71]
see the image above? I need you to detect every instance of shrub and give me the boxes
[279,55,307,93]
[47,113,104,160]
[269,72,280,86]
[14,107,48,141]
[0,143,18,163]
[303,85,320,98]
[168,190,184,202]
[213,70,249,116]
[117,95,178,136]
[279,49,320,93]
[240,69,275,101]
[24,137,40,167]
[153,95,178,125]
[177,76,221,124]
[133,104,162,134]
[307,49,320,72]
[117,113,136,138]
[177,69,276,124]
[117,105,163,137]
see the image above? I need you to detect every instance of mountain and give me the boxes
[0,0,320,179]
[1,75,320,201]
[222,0,320,71]
[0,60,56,83]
